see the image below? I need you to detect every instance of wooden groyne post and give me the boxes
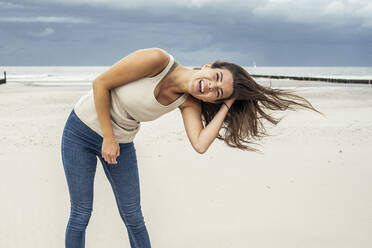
[0,71,6,85]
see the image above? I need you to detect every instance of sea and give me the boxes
[1,66,372,87]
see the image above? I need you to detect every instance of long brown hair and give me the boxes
[200,61,322,152]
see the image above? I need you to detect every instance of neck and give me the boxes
[164,64,197,94]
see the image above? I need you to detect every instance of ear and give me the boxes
[201,62,213,69]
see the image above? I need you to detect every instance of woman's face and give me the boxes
[188,64,234,103]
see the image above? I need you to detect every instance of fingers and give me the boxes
[102,145,120,165]
[108,150,118,164]
[104,153,117,164]
[109,154,118,164]
[202,62,212,69]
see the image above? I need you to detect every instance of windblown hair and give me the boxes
[200,61,322,152]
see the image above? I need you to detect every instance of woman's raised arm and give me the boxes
[179,97,234,154]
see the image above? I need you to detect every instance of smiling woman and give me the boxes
[60,47,321,248]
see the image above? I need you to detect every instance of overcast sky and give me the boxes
[1,0,371,66]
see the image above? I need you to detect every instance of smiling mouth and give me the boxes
[198,80,204,93]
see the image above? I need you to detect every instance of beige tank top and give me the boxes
[73,52,188,143]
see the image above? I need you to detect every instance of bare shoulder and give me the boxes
[179,94,201,112]
[93,47,171,90]
[142,48,170,77]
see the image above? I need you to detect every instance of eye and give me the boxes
[216,89,219,97]
[216,72,219,81]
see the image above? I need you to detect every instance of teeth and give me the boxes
[198,80,205,93]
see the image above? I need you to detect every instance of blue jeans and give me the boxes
[61,109,151,248]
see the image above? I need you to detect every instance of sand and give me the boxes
[0,81,371,248]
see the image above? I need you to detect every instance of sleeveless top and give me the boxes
[73,52,188,143]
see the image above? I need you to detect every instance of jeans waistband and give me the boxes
[62,109,133,151]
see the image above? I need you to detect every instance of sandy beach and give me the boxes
[0,81,371,248]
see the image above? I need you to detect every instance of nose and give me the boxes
[208,81,216,90]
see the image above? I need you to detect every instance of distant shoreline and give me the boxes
[251,74,372,84]
[1,66,372,86]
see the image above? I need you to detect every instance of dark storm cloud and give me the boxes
[0,0,371,66]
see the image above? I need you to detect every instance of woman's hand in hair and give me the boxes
[102,137,120,164]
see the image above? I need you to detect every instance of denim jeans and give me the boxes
[61,109,151,248]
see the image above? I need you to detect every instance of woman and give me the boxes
[61,48,320,248]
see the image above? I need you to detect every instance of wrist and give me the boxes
[103,134,115,140]
[222,102,230,111]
